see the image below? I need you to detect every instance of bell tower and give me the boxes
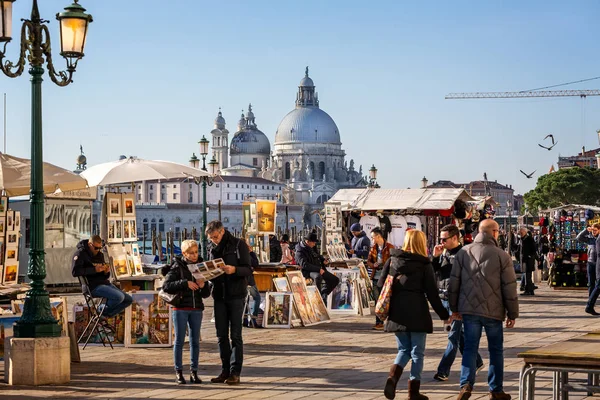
[211,108,229,171]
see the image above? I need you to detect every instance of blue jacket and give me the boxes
[351,232,371,259]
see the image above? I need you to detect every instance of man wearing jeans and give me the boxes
[449,220,519,400]
[433,225,483,382]
[576,223,600,315]
[206,221,252,386]
[71,235,132,318]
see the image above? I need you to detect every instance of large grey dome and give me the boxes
[275,107,340,144]
[230,128,271,155]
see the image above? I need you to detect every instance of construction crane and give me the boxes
[445,90,600,99]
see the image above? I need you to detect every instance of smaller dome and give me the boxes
[214,109,225,128]
[77,154,87,165]
[230,129,271,155]
[300,76,314,87]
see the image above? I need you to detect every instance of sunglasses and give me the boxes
[93,245,102,250]
[440,235,456,243]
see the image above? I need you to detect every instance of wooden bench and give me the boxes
[518,333,600,399]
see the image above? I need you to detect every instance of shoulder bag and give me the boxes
[158,266,185,306]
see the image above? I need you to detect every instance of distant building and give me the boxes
[557,146,600,170]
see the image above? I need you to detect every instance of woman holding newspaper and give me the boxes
[161,240,212,385]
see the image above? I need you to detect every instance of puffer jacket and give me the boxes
[162,255,212,309]
[449,233,519,321]
[378,249,449,333]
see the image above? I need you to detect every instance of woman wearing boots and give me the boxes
[162,240,212,384]
[378,230,450,400]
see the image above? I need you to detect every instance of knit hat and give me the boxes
[350,223,362,232]
[304,233,318,242]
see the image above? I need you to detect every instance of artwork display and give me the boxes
[130,244,143,275]
[327,270,360,315]
[263,292,293,329]
[50,297,69,334]
[0,197,7,214]
[107,245,130,279]
[14,211,20,230]
[0,217,4,234]
[73,304,126,346]
[256,200,275,234]
[6,210,13,231]
[188,258,225,281]
[324,202,347,262]
[272,277,302,326]
[7,233,16,244]
[0,315,21,360]
[356,278,372,316]
[123,195,135,217]
[306,286,331,323]
[107,193,122,217]
[44,203,64,248]
[249,203,258,232]
[357,262,375,304]
[107,218,123,243]
[285,271,320,326]
[125,291,172,347]
[2,260,18,285]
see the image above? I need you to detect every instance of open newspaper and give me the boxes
[187,258,226,281]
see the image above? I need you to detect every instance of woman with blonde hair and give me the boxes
[162,240,211,384]
[378,229,450,400]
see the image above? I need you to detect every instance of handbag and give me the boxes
[158,266,185,306]
[375,274,394,321]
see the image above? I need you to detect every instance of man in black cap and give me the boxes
[295,232,340,302]
[348,223,371,260]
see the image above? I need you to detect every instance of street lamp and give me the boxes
[0,0,92,338]
[196,135,217,259]
[368,164,380,188]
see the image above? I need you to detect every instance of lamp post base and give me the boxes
[13,321,62,338]
[5,336,70,385]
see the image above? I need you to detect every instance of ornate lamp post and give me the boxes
[197,135,218,259]
[0,0,92,338]
[368,164,380,188]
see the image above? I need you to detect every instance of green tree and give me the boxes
[524,167,600,210]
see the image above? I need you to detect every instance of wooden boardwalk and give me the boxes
[2,285,600,399]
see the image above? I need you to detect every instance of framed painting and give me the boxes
[5,247,18,263]
[130,244,144,275]
[106,193,122,217]
[6,210,14,232]
[7,233,17,245]
[10,299,23,314]
[0,217,5,234]
[272,277,302,327]
[125,291,172,347]
[73,304,126,346]
[249,202,258,232]
[49,297,69,334]
[3,259,18,285]
[14,211,20,231]
[306,285,331,323]
[0,196,7,214]
[123,219,137,241]
[107,218,123,243]
[285,270,319,326]
[356,278,372,316]
[326,270,360,315]
[107,244,130,279]
[263,292,292,329]
[0,314,21,361]
[357,262,375,303]
[256,200,276,234]
[123,195,135,217]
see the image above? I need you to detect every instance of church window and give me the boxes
[285,162,290,180]
[310,162,315,178]
[159,219,165,233]
[318,162,325,179]
[227,193,230,200]
[188,192,193,203]
[149,193,154,201]
[150,185,153,190]
[236,194,238,200]
[217,137,220,146]
[253,158,258,166]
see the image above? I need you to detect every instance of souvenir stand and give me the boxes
[540,204,600,290]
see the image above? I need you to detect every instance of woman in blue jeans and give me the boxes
[162,240,211,385]
[378,230,450,400]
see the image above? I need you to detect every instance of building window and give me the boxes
[173,193,178,200]
[188,192,193,203]
[161,193,166,201]
[137,194,141,201]
[189,183,192,189]
[227,184,230,188]
[227,193,230,200]
[100,194,104,201]
[151,218,157,233]
[162,185,165,189]
[159,218,165,233]
[174,184,177,188]
[143,219,148,234]
[236,184,238,188]
[285,162,290,180]
[255,185,257,189]
[318,161,325,179]
[253,158,258,166]
[149,193,154,201]
[262,185,264,189]
[247,185,250,189]
[272,186,275,190]
[138,185,141,189]
[216,184,219,188]
[150,185,153,190]
[236,194,238,200]
[279,186,281,190]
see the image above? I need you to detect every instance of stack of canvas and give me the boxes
[324,202,347,262]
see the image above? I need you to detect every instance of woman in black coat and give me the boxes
[378,230,449,400]
[162,240,211,385]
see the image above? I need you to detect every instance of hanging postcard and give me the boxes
[107,218,123,244]
[14,211,20,231]
[256,200,276,234]
[6,210,14,232]
[0,197,7,214]
[2,259,18,285]
[106,193,122,218]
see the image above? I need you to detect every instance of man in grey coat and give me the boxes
[449,219,519,400]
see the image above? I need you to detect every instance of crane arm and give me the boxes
[445,90,600,99]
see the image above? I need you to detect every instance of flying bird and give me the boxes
[538,134,558,151]
[520,170,536,179]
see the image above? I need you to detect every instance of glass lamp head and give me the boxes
[0,0,16,43]
[56,0,93,60]
[199,136,209,156]
[369,164,377,180]
[208,156,218,175]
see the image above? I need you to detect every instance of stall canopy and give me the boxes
[329,188,476,212]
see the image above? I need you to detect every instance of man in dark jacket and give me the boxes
[432,225,483,382]
[519,226,537,296]
[206,220,252,385]
[295,233,340,302]
[269,235,282,263]
[577,223,600,315]
[348,223,371,259]
[449,219,518,400]
[71,235,132,317]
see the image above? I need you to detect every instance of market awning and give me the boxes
[329,188,476,212]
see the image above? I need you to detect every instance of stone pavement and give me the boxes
[2,285,600,400]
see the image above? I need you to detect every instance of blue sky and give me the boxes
[2,0,600,195]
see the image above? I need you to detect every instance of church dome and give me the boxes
[77,154,87,165]
[275,107,340,144]
[299,75,314,87]
[214,109,225,129]
[230,129,271,155]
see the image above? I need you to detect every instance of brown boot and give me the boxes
[384,364,404,399]
[489,391,511,400]
[457,384,473,400]
[408,379,429,400]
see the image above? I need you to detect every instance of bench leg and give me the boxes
[519,364,528,400]
[553,371,560,400]
[527,369,536,400]
[560,371,569,400]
